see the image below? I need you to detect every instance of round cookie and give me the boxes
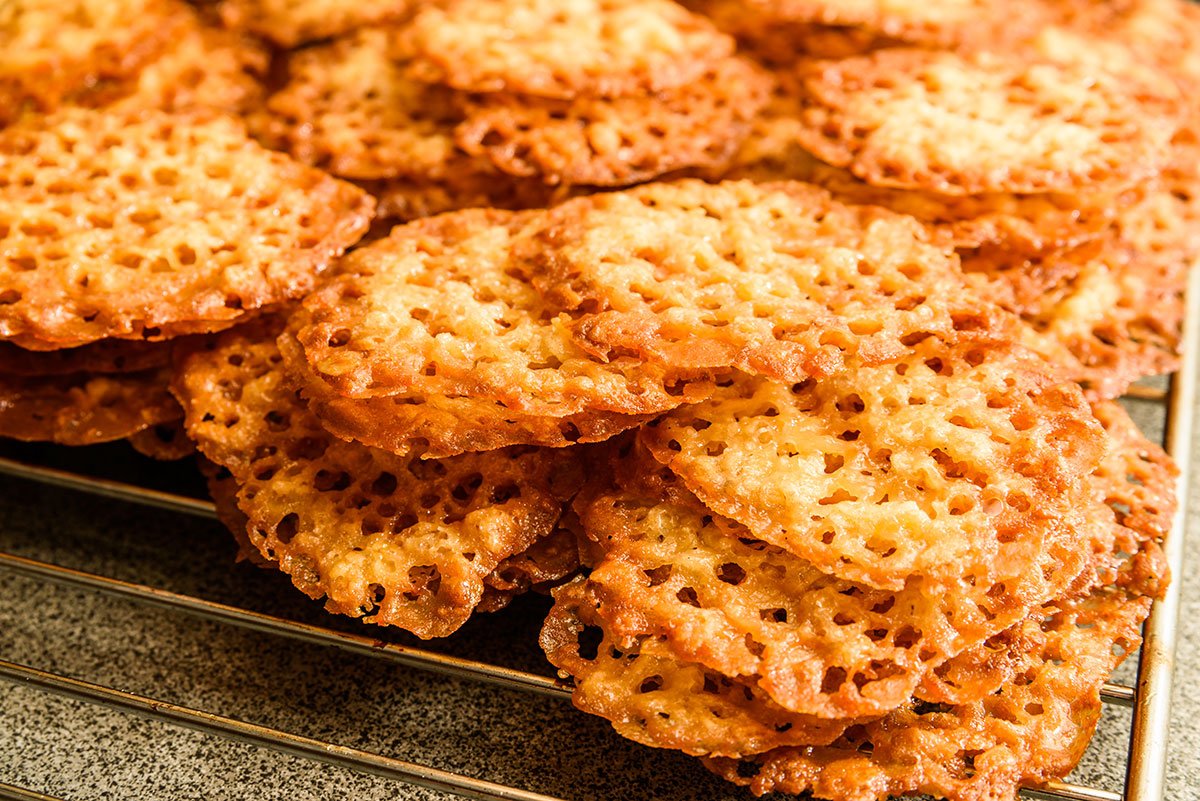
[0,367,180,445]
[640,336,1106,592]
[794,48,1176,195]
[0,107,373,349]
[83,10,269,115]
[251,29,466,182]
[172,317,585,639]
[520,180,992,384]
[0,0,190,124]
[564,440,1096,719]
[455,56,771,187]
[293,207,716,416]
[217,0,416,47]
[723,78,1128,253]
[403,0,735,99]
[543,577,853,757]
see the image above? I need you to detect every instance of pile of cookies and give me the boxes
[0,104,371,450]
[0,0,1194,799]
[251,0,771,218]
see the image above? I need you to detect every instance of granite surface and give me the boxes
[0,367,1196,800]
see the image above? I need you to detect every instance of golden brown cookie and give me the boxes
[917,400,1174,704]
[704,404,1168,796]
[0,107,373,350]
[217,0,416,47]
[127,418,195,460]
[705,583,1151,801]
[81,10,269,115]
[172,317,585,639]
[0,0,190,124]
[958,240,1098,317]
[1022,20,1180,104]
[640,336,1105,593]
[455,56,771,187]
[963,121,1196,399]
[520,180,994,384]
[293,208,716,418]
[250,29,466,182]
[1013,242,1187,401]
[722,80,1129,254]
[543,577,854,757]
[403,0,735,99]
[0,367,180,445]
[794,48,1176,195]
[688,0,1035,49]
[682,0,906,63]
[562,441,1094,720]
[279,313,650,457]
[1118,122,1200,264]
[1086,400,1176,596]
[255,26,761,193]
[289,347,651,457]
[1051,0,1200,91]
[0,339,171,376]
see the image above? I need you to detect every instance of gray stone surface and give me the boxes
[0,364,1195,800]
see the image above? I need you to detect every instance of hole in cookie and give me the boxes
[275,513,299,544]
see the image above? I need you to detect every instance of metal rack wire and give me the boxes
[0,269,1195,801]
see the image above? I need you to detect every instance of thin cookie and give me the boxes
[686,0,1041,51]
[918,400,1174,705]
[0,0,190,124]
[217,0,417,47]
[566,441,1094,719]
[0,339,171,376]
[172,317,585,639]
[722,84,1128,254]
[293,208,716,417]
[81,10,269,115]
[280,317,651,457]
[455,57,771,187]
[706,584,1152,801]
[543,576,855,757]
[251,30,568,214]
[683,0,918,64]
[520,180,997,384]
[1013,245,1187,401]
[793,48,1176,195]
[0,107,373,350]
[0,367,180,445]
[704,418,1167,799]
[402,0,735,99]
[958,238,1099,316]
[250,29,467,182]
[640,336,1105,592]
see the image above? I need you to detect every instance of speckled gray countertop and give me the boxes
[0,364,1197,800]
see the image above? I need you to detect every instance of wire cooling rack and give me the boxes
[0,269,1195,801]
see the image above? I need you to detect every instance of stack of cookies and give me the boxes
[195,178,1168,801]
[252,0,772,219]
[706,0,1196,401]
[0,104,371,450]
[2,0,268,122]
[0,0,1195,799]
[0,0,362,452]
